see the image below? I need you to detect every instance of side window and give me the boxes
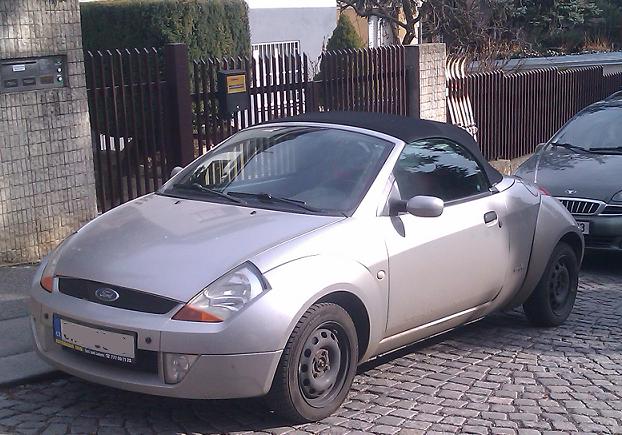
[393,138,490,202]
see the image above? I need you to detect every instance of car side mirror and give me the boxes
[534,143,546,153]
[407,196,444,217]
[170,166,183,178]
[390,196,444,217]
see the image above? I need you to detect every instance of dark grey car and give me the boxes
[515,92,622,250]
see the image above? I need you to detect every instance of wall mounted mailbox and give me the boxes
[217,69,249,116]
[0,55,67,93]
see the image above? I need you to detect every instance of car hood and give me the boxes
[55,194,342,302]
[519,149,622,202]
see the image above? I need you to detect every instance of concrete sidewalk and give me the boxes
[0,264,57,386]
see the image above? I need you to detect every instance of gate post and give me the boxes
[404,43,447,122]
[164,43,195,167]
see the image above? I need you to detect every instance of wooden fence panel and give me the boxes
[316,46,407,115]
[86,47,169,212]
[448,66,622,160]
[190,46,408,155]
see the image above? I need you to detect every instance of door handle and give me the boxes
[484,211,498,224]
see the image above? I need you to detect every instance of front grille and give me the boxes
[58,277,181,315]
[557,198,601,215]
[602,204,622,216]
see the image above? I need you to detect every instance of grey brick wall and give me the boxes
[405,43,447,122]
[417,43,446,122]
[0,0,96,265]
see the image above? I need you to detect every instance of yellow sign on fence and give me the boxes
[226,74,247,94]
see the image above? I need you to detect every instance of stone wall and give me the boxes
[0,0,96,265]
[405,43,447,122]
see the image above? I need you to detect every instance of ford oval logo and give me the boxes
[94,288,119,302]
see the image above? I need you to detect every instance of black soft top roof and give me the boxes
[268,112,503,185]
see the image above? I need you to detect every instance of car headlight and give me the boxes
[40,235,74,292]
[612,190,622,203]
[173,262,269,322]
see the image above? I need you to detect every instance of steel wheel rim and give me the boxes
[298,322,350,408]
[549,255,572,313]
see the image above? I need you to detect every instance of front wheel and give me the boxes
[523,242,579,327]
[266,303,358,423]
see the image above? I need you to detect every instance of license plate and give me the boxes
[53,315,136,364]
[577,221,590,235]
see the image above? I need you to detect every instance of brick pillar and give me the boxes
[0,0,97,265]
[405,43,447,122]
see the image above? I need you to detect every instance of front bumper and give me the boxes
[30,286,282,399]
[573,215,622,250]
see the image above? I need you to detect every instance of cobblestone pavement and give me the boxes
[1,253,621,435]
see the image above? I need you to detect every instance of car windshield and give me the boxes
[551,105,622,153]
[159,125,393,215]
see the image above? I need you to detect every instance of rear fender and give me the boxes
[504,195,584,309]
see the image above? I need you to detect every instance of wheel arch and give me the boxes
[559,231,584,265]
[502,196,584,309]
[261,254,388,362]
[316,291,371,361]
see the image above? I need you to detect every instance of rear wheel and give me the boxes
[266,303,358,423]
[523,242,579,326]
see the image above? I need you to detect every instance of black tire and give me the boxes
[266,303,358,423]
[523,242,579,327]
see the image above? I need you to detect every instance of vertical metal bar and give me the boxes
[364,48,371,113]
[327,52,336,111]
[125,49,143,197]
[250,56,260,124]
[99,50,116,207]
[257,54,267,122]
[163,43,194,166]
[144,48,160,191]
[152,48,169,180]
[294,53,305,114]
[302,53,312,112]
[193,61,204,155]
[231,57,242,133]
[269,54,279,120]
[87,51,106,212]
[116,49,134,201]
[279,52,288,117]
[207,59,220,143]
[135,48,151,195]
[200,61,211,150]
[106,50,125,204]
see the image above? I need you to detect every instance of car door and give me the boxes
[382,138,510,337]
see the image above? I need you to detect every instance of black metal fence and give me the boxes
[191,52,310,155]
[86,44,409,211]
[86,48,169,212]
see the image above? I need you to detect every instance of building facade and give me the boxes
[247,0,337,62]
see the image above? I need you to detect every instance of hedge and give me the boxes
[326,15,365,51]
[80,0,250,60]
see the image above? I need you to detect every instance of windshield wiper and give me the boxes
[550,142,596,154]
[588,146,622,154]
[173,183,246,204]
[228,192,323,213]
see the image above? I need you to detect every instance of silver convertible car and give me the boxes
[31,112,583,422]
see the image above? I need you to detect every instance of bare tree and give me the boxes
[337,0,424,45]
